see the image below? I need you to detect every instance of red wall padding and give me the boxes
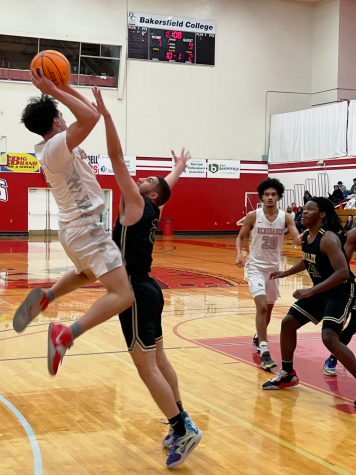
[0,169,265,232]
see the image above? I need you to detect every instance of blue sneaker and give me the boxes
[323,355,338,376]
[166,426,203,469]
[162,411,196,448]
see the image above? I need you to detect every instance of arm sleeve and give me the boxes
[42,131,73,174]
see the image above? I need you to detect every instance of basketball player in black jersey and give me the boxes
[262,197,356,390]
[91,88,202,469]
[323,227,356,376]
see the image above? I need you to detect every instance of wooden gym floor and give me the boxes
[1,234,356,475]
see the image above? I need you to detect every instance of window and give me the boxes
[0,35,120,88]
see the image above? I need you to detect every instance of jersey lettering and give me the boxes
[308,263,321,278]
[261,235,278,249]
[149,218,159,244]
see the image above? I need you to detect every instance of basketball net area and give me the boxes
[0,134,8,166]
[236,192,262,225]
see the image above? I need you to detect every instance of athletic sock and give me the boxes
[259,341,268,356]
[282,360,294,374]
[69,321,84,340]
[176,401,184,413]
[45,289,55,303]
[168,413,186,437]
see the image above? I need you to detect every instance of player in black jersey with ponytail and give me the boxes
[92,88,202,469]
[262,197,356,391]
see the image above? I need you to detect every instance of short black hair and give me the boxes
[338,181,343,184]
[256,178,285,199]
[353,178,356,181]
[154,176,171,207]
[21,95,59,136]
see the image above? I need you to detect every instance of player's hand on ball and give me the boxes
[30,68,57,95]
[235,255,244,267]
[92,86,110,117]
[270,270,286,280]
[293,288,312,300]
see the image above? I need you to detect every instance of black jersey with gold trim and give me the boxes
[113,197,160,275]
[302,228,354,286]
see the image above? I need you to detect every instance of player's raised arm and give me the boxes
[235,212,255,267]
[92,87,144,222]
[30,67,99,151]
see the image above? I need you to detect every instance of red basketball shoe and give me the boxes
[48,323,73,376]
[262,369,299,390]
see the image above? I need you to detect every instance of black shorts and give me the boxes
[289,282,355,334]
[119,274,164,352]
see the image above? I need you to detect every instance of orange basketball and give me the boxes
[30,50,71,89]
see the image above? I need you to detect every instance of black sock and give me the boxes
[45,289,55,303]
[282,360,293,374]
[176,401,184,413]
[168,413,186,437]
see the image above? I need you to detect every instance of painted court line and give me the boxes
[0,394,43,475]
[79,337,350,475]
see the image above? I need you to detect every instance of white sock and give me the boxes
[259,341,268,355]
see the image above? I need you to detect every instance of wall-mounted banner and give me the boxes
[98,155,136,176]
[0,153,40,173]
[128,12,216,34]
[172,158,207,177]
[87,155,100,175]
[207,160,240,179]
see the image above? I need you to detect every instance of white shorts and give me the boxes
[59,218,122,279]
[245,265,280,304]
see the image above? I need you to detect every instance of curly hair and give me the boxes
[21,95,59,136]
[256,178,285,199]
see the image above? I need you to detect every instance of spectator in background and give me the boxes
[295,206,303,233]
[350,178,356,195]
[291,202,297,214]
[338,181,346,193]
[328,185,344,203]
[284,206,295,236]
[353,216,356,229]
[344,215,353,233]
[304,190,312,204]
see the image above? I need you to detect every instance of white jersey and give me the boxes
[246,207,286,272]
[35,131,105,228]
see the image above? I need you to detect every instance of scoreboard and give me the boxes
[127,13,216,66]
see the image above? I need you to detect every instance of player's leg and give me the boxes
[262,295,323,389]
[324,309,356,376]
[13,269,97,333]
[48,264,134,375]
[254,295,277,369]
[322,329,356,376]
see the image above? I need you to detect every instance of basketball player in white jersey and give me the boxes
[13,67,134,375]
[236,178,300,369]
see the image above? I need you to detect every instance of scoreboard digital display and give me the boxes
[128,26,215,66]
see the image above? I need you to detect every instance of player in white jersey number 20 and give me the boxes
[235,178,301,370]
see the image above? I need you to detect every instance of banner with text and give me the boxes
[87,155,136,176]
[0,153,40,173]
[172,158,207,177]
[207,160,240,179]
[128,12,216,34]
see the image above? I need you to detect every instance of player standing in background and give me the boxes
[236,178,301,369]
[323,226,356,376]
[263,198,356,392]
[91,87,202,469]
[13,69,134,375]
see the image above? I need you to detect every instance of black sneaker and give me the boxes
[260,351,277,370]
[262,369,299,390]
[252,334,260,352]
